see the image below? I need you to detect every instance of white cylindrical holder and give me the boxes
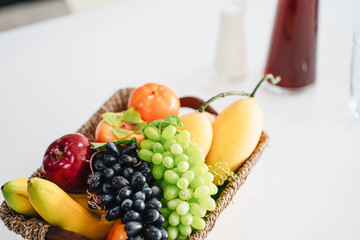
[214,0,247,80]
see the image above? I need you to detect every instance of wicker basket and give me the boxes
[0,88,269,240]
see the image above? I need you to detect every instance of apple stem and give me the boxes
[50,149,63,160]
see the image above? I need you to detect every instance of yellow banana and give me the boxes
[1,178,38,217]
[1,177,101,218]
[28,177,114,240]
[68,192,104,216]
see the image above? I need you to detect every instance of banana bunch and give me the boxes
[1,178,114,240]
[1,178,39,217]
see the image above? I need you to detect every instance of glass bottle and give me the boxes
[265,0,319,91]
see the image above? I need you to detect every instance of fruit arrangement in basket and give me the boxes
[0,75,278,240]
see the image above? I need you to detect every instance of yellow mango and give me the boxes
[179,112,213,156]
[206,97,263,185]
[203,112,216,126]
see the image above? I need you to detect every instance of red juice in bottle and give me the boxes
[265,0,319,90]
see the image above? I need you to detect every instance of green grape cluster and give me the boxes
[138,125,218,240]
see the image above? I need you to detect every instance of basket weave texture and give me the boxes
[0,88,269,240]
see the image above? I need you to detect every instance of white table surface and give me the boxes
[1,0,360,239]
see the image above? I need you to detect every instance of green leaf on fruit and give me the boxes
[123,108,143,124]
[136,122,147,131]
[112,128,142,139]
[91,142,107,150]
[101,109,146,139]
[102,108,145,127]
[144,116,181,131]
[102,112,123,127]
[91,138,137,151]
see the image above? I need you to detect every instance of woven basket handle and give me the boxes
[180,96,218,115]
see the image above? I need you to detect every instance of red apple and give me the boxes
[42,133,91,192]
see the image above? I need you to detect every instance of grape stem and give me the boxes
[133,160,142,167]
[89,150,102,178]
[198,74,280,112]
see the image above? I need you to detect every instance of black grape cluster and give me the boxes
[87,141,168,240]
